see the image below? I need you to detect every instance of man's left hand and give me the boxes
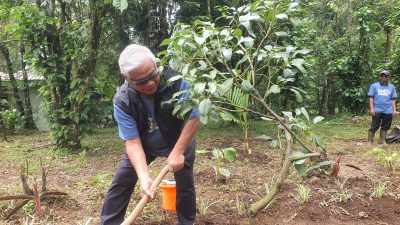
[394,111,399,117]
[167,151,185,172]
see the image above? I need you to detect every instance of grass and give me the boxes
[295,184,311,203]
[371,181,391,198]
[197,197,218,217]
[235,196,246,216]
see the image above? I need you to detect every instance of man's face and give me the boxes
[126,59,160,97]
[379,74,390,83]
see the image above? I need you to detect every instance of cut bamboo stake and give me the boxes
[121,165,170,225]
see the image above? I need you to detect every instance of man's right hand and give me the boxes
[140,176,155,200]
[370,110,376,116]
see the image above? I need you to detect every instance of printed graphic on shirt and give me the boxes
[148,117,159,133]
[377,88,391,96]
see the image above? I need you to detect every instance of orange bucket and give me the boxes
[159,180,176,212]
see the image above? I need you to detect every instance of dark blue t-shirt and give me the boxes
[114,80,199,156]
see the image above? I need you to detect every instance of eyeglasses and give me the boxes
[380,74,389,78]
[130,69,159,86]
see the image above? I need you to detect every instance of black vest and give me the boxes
[113,68,184,149]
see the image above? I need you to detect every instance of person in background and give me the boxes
[100,44,200,225]
[367,70,398,144]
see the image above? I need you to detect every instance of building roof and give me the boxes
[0,70,44,81]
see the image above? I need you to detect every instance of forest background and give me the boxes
[0,0,399,151]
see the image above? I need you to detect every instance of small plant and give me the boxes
[77,217,93,225]
[143,202,168,222]
[371,181,391,198]
[371,148,399,172]
[235,196,246,216]
[23,215,35,225]
[333,177,352,203]
[197,197,218,217]
[263,174,277,195]
[90,173,112,191]
[197,147,237,181]
[0,109,23,133]
[295,184,310,203]
[0,159,68,219]
[211,147,236,180]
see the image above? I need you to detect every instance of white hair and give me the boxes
[118,44,156,77]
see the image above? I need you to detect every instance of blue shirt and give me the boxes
[114,80,199,156]
[368,82,397,114]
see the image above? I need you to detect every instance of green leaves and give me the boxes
[223,147,237,162]
[240,80,253,93]
[195,36,206,45]
[290,88,303,102]
[292,151,334,178]
[371,148,385,156]
[370,148,398,172]
[313,116,324,124]
[239,12,260,31]
[112,0,128,12]
[160,0,313,157]
[194,83,206,94]
[199,99,212,116]
[292,151,307,165]
[275,13,288,20]
[219,78,233,96]
[268,84,281,95]
[222,48,233,61]
[291,58,306,73]
[172,103,193,121]
[209,147,237,180]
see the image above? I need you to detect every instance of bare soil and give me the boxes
[1,135,400,225]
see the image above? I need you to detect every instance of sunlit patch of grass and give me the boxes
[197,197,219,217]
[332,177,353,203]
[197,120,275,142]
[315,122,366,141]
[90,173,112,191]
[81,127,122,154]
[295,184,310,203]
[235,196,246,216]
[77,217,92,225]
[370,181,391,198]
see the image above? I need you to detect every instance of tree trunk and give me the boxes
[0,118,7,141]
[346,0,352,54]
[385,0,393,58]
[0,76,8,141]
[41,1,77,150]
[0,44,25,117]
[114,9,130,49]
[69,0,108,151]
[19,44,37,129]
[147,0,169,53]
[320,79,328,117]
[249,118,293,223]
[206,0,211,17]
[327,76,335,116]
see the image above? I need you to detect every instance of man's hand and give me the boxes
[139,176,156,200]
[370,110,376,117]
[394,111,399,117]
[167,151,185,173]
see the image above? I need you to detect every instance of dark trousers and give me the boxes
[100,143,196,225]
[369,113,393,132]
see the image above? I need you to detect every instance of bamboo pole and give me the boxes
[121,165,170,225]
